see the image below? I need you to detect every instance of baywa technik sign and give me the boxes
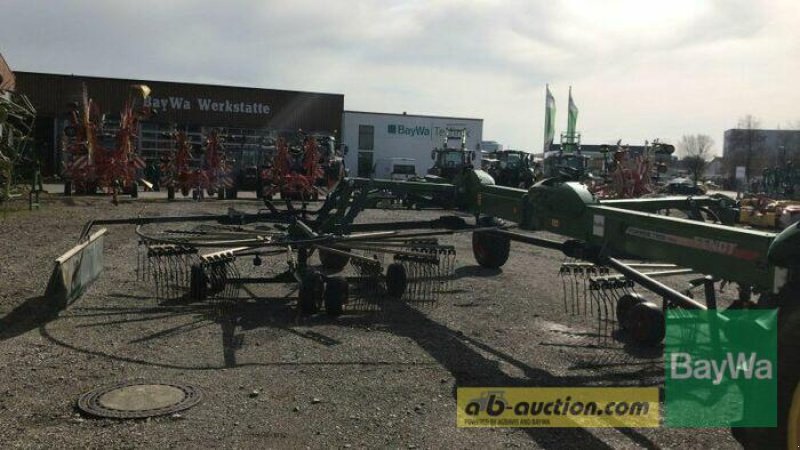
[664,309,776,427]
[386,124,473,139]
[144,96,270,115]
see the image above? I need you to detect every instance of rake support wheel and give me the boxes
[616,293,645,329]
[324,277,348,316]
[319,249,350,273]
[299,270,324,315]
[386,263,407,298]
[472,229,510,269]
[626,301,665,345]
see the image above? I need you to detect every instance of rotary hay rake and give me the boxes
[45,167,800,446]
[0,87,36,201]
[261,133,326,201]
[125,216,459,317]
[62,84,150,200]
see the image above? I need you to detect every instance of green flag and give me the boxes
[567,86,578,140]
[543,85,556,153]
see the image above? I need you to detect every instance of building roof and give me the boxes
[344,110,482,122]
[14,71,343,97]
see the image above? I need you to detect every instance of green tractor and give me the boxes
[484,149,539,188]
[426,129,476,182]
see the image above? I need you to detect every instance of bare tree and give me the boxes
[678,134,714,185]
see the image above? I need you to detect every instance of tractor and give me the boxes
[426,128,476,182]
[484,149,539,189]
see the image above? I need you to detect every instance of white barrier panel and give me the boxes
[45,229,107,306]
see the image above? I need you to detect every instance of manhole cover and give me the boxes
[77,382,202,419]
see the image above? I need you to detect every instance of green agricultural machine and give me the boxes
[47,167,800,447]
[483,149,539,189]
[426,128,476,182]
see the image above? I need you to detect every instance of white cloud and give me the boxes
[1,0,797,154]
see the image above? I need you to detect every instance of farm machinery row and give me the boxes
[481,139,674,199]
[61,84,344,202]
[48,165,800,446]
[156,128,343,201]
[0,85,36,202]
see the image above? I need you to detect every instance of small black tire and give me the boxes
[226,189,238,200]
[298,271,324,316]
[130,182,139,198]
[626,301,665,345]
[217,188,225,200]
[324,277,348,317]
[616,293,646,329]
[189,265,208,301]
[167,186,175,200]
[386,263,407,298]
[64,181,72,196]
[472,230,510,269]
[319,249,350,273]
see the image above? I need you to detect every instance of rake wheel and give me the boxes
[626,301,665,345]
[189,265,208,301]
[324,277,348,316]
[616,293,645,329]
[472,231,510,269]
[319,249,350,273]
[386,263,407,298]
[299,270,324,315]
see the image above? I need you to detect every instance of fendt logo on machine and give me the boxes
[387,124,431,137]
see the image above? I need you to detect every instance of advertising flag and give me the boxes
[544,85,556,153]
[567,86,578,139]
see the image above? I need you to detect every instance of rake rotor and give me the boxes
[131,221,458,316]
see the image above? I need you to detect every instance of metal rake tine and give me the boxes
[152,251,163,301]
[168,252,179,299]
[598,281,615,342]
[584,266,593,315]
[560,265,569,313]
[574,266,584,315]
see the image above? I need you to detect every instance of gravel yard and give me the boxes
[0,192,739,449]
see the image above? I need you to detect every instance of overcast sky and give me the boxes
[1,0,798,155]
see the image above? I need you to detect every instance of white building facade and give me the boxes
[341,111,483,178]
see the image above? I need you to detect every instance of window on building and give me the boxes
[358,125,374,150]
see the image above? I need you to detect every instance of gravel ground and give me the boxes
[0,191,740,449]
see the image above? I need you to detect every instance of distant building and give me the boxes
[723,128,800,179]
[705,156,724,179]
[340,111,483,178]
[479,141,503,152]
[15,72,344,176]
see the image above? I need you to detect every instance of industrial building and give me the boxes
[341,111,483,178]
[723,128,800,179]
[14,72,344,176]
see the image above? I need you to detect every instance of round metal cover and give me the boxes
[77,382,202,419]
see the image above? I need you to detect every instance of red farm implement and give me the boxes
[62,84,150,201]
